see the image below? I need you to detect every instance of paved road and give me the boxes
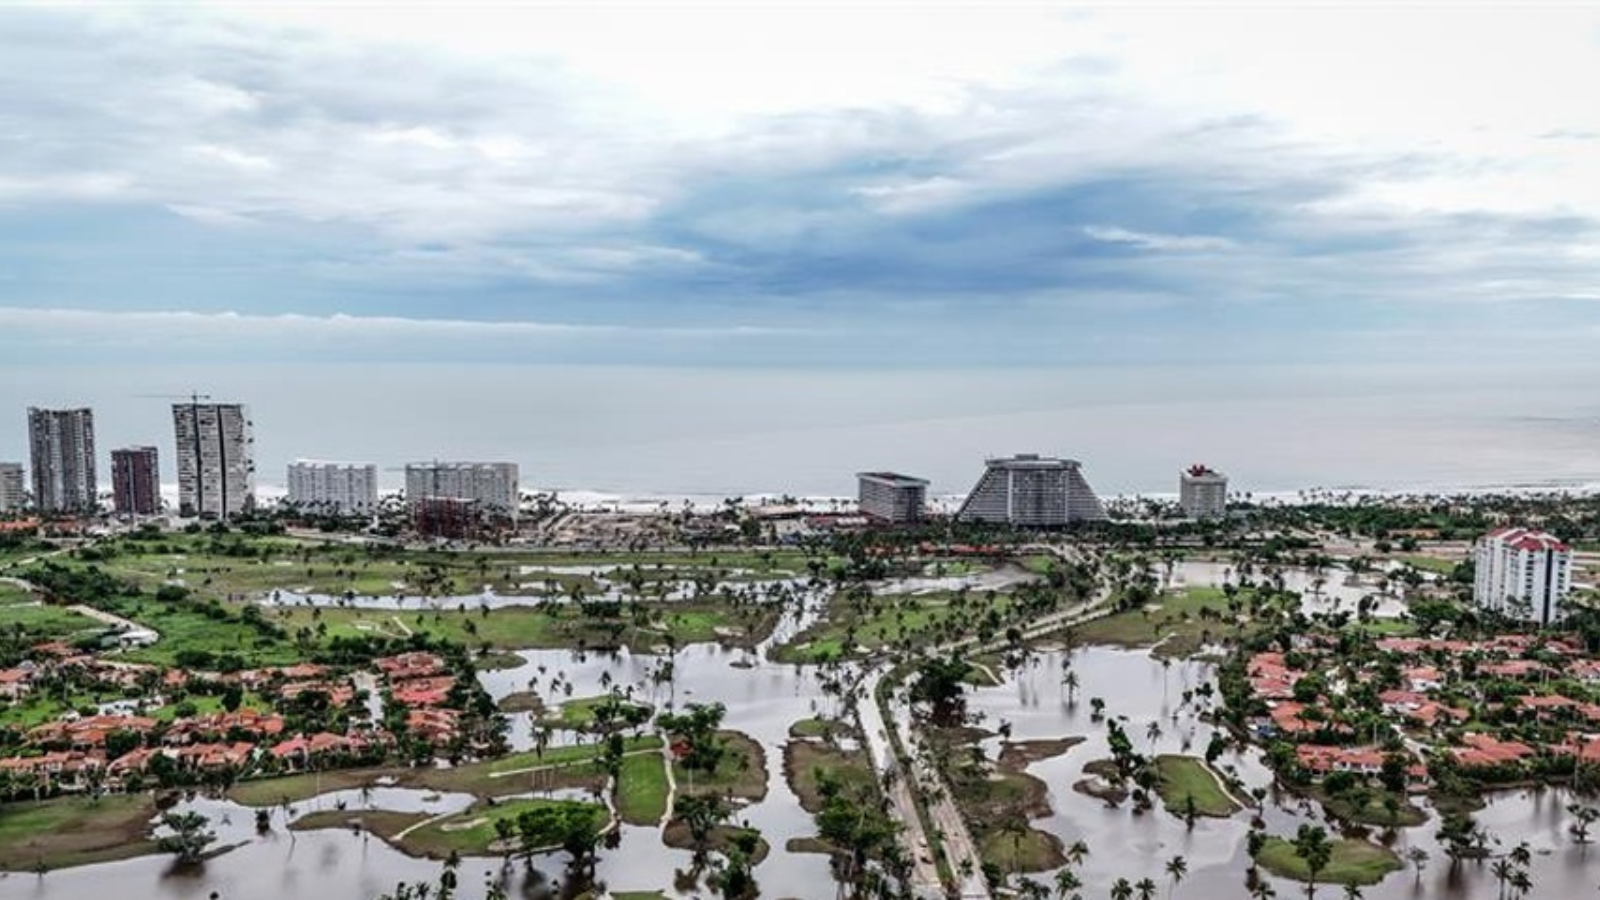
[856,542,1113,899]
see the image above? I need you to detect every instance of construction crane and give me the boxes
[133,392,213,404]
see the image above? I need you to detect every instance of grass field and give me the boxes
[1254,836,1403,886]
[617,751,670,825]
[773,590,1022,664]
[1398,555,1460,575]
[1074,586,1252,658]
[0,600,103,642]
[539,694,653,731]
[1309,785,1427,828]
[1153,754,1242,818]
[268,600,777,653]
[783,739,876,813]
[398,797,607,858]
[226,737,664,806]
[0,795,159,871]
[673,730,767,801]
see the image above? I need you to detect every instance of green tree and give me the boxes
[156,811,216,866]
[1292,825,1332,899]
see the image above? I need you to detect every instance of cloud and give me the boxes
[1083,225,1236,252]
[0,4,1598,366]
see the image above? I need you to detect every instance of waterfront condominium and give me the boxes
[111,446,161,517]
[856,471,930,524]
[1474,527,1573,627]
[405,461,519,517]
[0,462,23,513]
[955,454,1107,526]
[172,402,255,520]
[287,460,379,516]
[1178,464,1229,519]
[27,407,97,514]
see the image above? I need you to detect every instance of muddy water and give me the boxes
[969,647,1599,899]
[6,572,1593,900]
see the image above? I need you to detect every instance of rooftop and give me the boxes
[856,471,930,487]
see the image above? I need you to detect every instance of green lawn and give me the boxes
[0,600,103,642]
[617,751,670,825]
[773,590,1025,664]
[1075,586,1253,658]
[673,730,767,801]
[1255,836,1403,886]
[0,795,159,871]
[1398,555,1459,575]
[784,739,876,812]
[397,797,607,858]
[538,694,653,731]
[1153,754,1242,818]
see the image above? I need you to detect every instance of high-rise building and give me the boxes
[172,402,255,520]
[1179,464,1228,520]
[1474,527,1573,626]
[955,454,1106,526]
[111,446,161,516]
[857,472,929,524]
[404,462,519,517]
[27,407,97,514]
[0,463,24,513]
[287,460,379,516]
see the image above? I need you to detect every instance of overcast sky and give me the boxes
[3,3,1599,366]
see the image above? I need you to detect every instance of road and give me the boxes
[855,542,1114,899]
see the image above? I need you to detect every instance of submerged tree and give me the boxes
[157,811,216,866]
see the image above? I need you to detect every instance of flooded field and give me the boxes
[2,564,1592,900]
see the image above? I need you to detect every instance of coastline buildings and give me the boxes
[955,454,1107,526]
[404,462,518,517]
[412,497,482,540]
[110,446,161,517]
[1474,527,1573,626]
[27,407,97,514]
[287,461,379,516]
[172,402,255,520]
[856,472,929,524]
[1179,464,1229,519]
[0,463,23,513]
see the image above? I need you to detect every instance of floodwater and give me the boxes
[4,567,1594,900]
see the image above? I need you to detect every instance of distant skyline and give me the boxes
[2,4,1599,367]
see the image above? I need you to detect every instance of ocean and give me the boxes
[2,361,1599,501]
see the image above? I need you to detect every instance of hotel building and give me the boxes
[287,460,379,516]
[857,472,930,524]
[404,462,519,517]
[1179,464,1229,519]
[1474,527,1573,626]
[955,454,1107,526]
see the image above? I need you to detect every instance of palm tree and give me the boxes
[1110,878,1134,900]
[1165,855,1188,899]
[1248,882,1276,900]
[1054,868,1083,900]
[1135,877,1158,900]
[1292,825,1332,899]
[1065,840,1091,868]
[1406,847,1428,885]
[1340,886,1362,900]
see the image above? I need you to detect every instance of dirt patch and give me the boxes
[496,691,546,714]
[782,739,876,813]
[0,795,160,872]
[662,820,771,865]
[290,809,429,840]
[997,737,1085,772]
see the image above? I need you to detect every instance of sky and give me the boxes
[3,3,1600,367]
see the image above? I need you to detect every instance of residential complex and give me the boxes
[0,462,23,513]
[287,460,379,516]
[412,496,483,540]
[857,471,929,524]
[1474,526,1573,626]
[110,446,161,517]
[404,461,519,517]
[172,402,255,520]
[27,407,97,514]
[955,454,1107,526]
[1178,463,1229,519]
